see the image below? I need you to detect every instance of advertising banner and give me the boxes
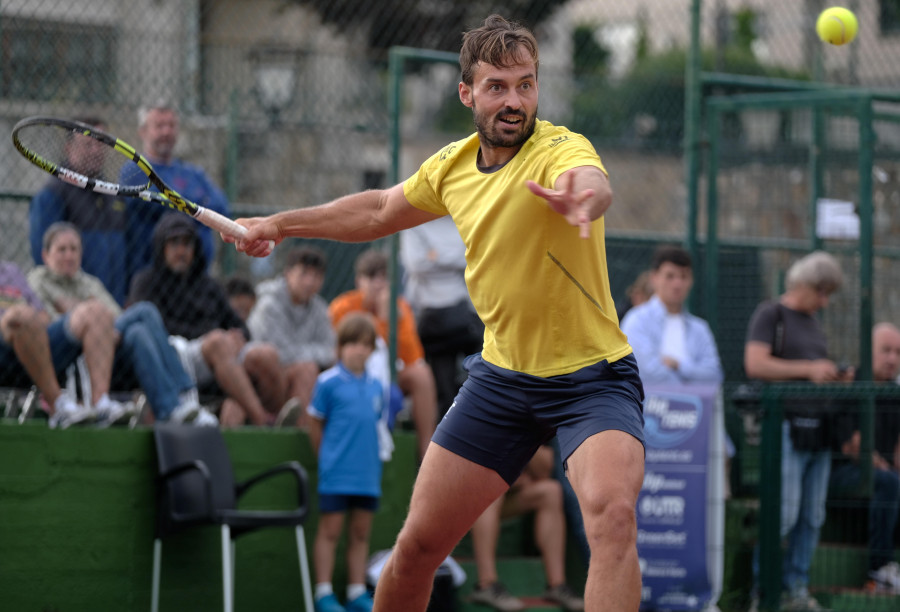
[638,384,724,611]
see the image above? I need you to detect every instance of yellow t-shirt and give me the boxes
[403,120,631,377]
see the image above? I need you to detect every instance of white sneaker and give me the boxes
[170,401,202,424]
[95,396,137,428]
[178,388,200,406]
[193,408,219,427]
[274,397,302,427]
[48,395,96,429]
[870,561,900,592]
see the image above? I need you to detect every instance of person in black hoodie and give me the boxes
[128,213,284,426]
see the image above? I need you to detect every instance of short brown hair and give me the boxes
[223,276,255,299]
[336,312,378,350]
[355,248,388,278]
[651,245,692,271]
[460,14,539,86]
[285,246,327,273]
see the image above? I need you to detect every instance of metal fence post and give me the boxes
[758,385,782,611]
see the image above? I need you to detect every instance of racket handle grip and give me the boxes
[195,207,275,254]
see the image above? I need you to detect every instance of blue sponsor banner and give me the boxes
[638,384,720,611]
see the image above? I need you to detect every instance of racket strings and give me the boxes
[16,123,143,189]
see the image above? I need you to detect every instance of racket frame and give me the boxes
[12,116,249,239]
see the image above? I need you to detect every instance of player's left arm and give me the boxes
[526,165,612,239]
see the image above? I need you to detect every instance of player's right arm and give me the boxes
[232,183,442,256]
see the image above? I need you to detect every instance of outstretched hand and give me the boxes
[221,217,280,257]
[526,173,596,239]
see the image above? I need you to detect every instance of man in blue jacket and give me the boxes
[123,101,231,281]
[29,117,130,305]
[128,214,283,427]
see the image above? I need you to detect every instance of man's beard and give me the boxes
[472,103,537,149]
[152,139,176,160]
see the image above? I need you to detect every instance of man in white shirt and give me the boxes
[621,245,723,385]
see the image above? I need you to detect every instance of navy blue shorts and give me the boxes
[432,353,645,485]
[318,494,380,514]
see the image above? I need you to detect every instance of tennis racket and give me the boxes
[11,115,270,250]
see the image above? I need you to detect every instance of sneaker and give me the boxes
[345,591,373,612]
[170,401,202,424]
[193,407,219,427]
[870,561,900,592]
[275,397,302,427]
[469,582,525,612]
[542,583,585,611]
[95,398,137,428]
[48,395,95,429]
[314,593,345,612]
[781,588,827,611]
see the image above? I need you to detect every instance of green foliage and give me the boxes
[635,16,649,63]
[573,25,609,77]
[733,8,757,54]
[434,96,475,135]
[572,42,811,151]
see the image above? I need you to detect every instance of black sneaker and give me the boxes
[469,582,525,611]
[542,583,584,611]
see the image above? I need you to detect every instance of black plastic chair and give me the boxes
[151,423,314,612]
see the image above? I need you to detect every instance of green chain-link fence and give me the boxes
[3,1,900,609]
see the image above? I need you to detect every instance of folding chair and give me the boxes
[151,423,314,612]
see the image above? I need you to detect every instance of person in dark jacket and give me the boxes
[128,213,284,426]
[29,116,130,305]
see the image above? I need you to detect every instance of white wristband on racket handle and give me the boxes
[195,207,275,256]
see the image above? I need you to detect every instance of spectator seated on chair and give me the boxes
[1,260,126,428]
[247,246,336,430]
[128,213,284,427]
[27,221,212,425]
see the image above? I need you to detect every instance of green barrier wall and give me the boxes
[0,422,419,612]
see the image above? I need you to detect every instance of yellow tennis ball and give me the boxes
[816,7,858,45]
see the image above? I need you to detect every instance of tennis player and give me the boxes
[232,15,645,611]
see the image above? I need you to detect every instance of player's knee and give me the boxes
[391,527,446,575]
[583,496,637,546]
